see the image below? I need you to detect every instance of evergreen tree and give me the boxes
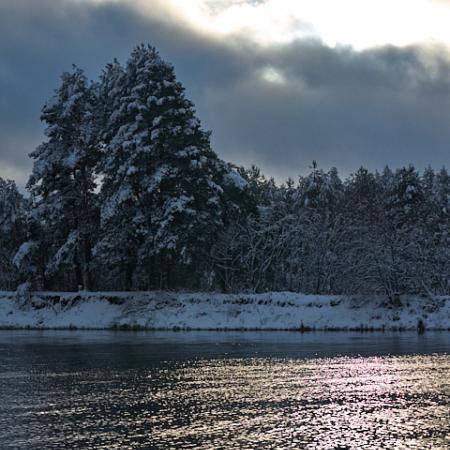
[0,178,26,289]
[98,45,229,289]
[26,66,99,290]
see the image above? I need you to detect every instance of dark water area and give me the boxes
[0,331,449,449]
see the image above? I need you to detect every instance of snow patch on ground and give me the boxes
[0,291,449,330]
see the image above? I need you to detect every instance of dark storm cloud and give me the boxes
[0,0,252,185]
[204,41,450,179]
[1,0,450,187]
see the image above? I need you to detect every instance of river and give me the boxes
[0,331,449,449]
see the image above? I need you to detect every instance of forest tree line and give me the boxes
[1,45,450,299]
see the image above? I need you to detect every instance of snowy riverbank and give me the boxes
[0,291,449,331]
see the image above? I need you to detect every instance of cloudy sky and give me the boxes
[2,0,450,186]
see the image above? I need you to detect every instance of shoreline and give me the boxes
[0,291,449,331]
[1,327,449,332]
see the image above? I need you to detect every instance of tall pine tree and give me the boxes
[26,66,99,290]
[98,45,227,289]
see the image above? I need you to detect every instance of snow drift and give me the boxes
[0,291,449,331]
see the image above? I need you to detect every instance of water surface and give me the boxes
[0,331,449,449]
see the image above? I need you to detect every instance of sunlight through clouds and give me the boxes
[4,0,450,184]
[261,67,286,84]
[99,0,450,49]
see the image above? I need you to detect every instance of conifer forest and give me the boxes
[2,45,450,299]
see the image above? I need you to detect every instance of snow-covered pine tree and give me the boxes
[98,45,227,289]
[0,178,26,289]
[389,165,424,228]
[340,167,381,294]
[96,59,127,147]
[297,165,346,294]
[26,66,99,290]
[422,167,450,294]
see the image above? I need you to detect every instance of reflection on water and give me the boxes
[0,331,449,449]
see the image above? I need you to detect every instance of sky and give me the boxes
[2,0,450,187]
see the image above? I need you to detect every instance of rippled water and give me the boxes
[0,331,449,449]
